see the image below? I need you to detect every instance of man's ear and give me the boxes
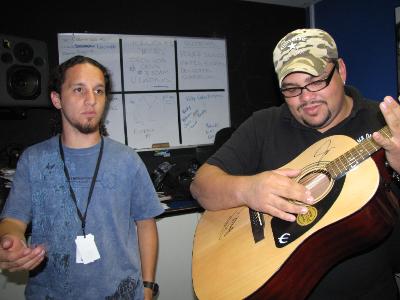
[50,91,62,109]
[337,58,347,84]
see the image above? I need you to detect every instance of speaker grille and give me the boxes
[0,35,50,107]
[7,65,41,99]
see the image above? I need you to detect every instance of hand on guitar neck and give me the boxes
[373,96,400,175]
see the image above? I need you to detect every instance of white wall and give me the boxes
[156,213,200,300]
[0,270,27,299]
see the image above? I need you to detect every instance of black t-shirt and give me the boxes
[208,86,400,299]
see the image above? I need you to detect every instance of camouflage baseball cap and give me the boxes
[273,28,338,87]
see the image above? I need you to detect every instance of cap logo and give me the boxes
[279,36,308,58]
[280,36,306,51]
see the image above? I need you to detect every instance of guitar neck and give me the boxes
[327,126,391,179]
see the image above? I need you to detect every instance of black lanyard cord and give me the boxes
[59,135,104,237]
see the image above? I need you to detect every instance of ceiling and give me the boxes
[241,0,321,8]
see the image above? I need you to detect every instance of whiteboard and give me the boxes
[58,33,230,150]
[177,38,228,90]
[122,36,176,91]
[58,34,122,91]
[125,93,180,149]
[104,94,125,144]
[180,91,230,145]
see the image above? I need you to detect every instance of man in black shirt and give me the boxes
[191,28,400,299]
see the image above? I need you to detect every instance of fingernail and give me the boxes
[306,191,314,203]
[301,207,308,214]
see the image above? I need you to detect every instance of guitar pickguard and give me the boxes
[271,174,345,248]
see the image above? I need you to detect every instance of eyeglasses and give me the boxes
[280,63,338,98]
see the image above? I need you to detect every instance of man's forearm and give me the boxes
[136,218,158,282]
[190,163,249,211]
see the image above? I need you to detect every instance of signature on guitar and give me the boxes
[314,138,335,163]
[218,208,244,240]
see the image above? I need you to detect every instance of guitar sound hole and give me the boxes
[298,170,332,203]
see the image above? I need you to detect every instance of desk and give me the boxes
[0,178,9,212]
[159,198,204,218]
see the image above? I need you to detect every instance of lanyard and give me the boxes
[59,135,104,237]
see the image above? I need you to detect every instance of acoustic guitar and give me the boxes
[192,126,399,300]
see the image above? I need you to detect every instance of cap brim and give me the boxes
[279,62,325,87]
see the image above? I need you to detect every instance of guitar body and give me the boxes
[192,135,399,300]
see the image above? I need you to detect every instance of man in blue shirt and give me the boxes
[0,55,164,299]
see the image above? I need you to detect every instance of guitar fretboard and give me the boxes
[326,126,391,179]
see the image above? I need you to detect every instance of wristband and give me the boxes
[143,281,159,296]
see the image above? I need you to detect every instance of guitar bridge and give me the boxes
[249,209,265,243]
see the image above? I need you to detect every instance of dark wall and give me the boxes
[314,0,398,100]
[0,0,306,168]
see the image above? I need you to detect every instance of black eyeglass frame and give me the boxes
[280,62,338,98]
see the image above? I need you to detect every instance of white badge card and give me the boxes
[75,234,101,264]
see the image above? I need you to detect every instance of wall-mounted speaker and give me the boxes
[0,34,50,107]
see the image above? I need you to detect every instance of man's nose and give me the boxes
[299,87,316,102]
[85,90,96,105]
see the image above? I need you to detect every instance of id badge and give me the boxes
[75,234,101,264]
